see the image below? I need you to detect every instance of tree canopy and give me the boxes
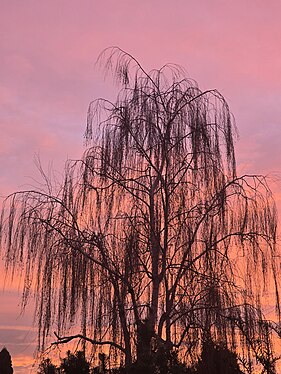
[0,348,13,374]
[1,47,280,372]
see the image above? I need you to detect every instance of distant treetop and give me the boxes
[0,347,13,374]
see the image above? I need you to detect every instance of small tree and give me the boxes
[60,350,90,374]
[195,340,244,374]
[38,357,57,374]
[1,47,280,372]
[0,348,13,374]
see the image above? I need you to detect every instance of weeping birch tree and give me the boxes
[1,48,280,372]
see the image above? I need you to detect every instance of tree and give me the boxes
[37,357,57,374]
[1,47,280,372]
[195,339,244,374]
[60,350,90,374]
[0,348,13,374]
[37,351,90,374]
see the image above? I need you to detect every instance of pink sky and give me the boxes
[1,1,281,372]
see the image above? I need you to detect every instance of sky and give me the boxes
[1,1,281,372]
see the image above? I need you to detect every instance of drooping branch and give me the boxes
[0,48,279,372]
[52,332,126,353]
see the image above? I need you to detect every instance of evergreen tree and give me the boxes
[195,340,244,374]
[0,348,13,374]
[37,357,57,374]
[60,350,90,374]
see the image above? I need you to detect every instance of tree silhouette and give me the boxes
[0,348,13,374]
[60,350,90,374]
[37,357,57,374]
[38,351,91,374]
[195,339,244,374]
[1,47,280,372]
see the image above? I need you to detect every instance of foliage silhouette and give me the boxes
[37,357,57,374]
[38,351,91,374]
[60,350,90,374]
[1,47,280,372]
[38,344,246,374]
[0,348,13,374]
[194,340,244,374]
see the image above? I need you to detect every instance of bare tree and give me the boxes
[1,48,280,372]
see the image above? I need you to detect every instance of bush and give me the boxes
[60,350,90,374]
[195,340,244,374]
[38,358,57,374]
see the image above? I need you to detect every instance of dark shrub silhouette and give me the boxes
[37,357,57,374]
[0,347,13,374]
[195,340,244,374]
[110,345,195,374]
[37,342,246,374]
[60,350,90,374]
